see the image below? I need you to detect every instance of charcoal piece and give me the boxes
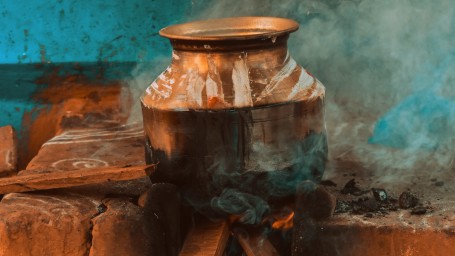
[372,188,388,202]
[361,197,379,212]
[320,180,337,187]
[340,179,367,195]
[352,197,379,214]
[411,206,427,215]
[398,191,419,209]
[139,183,182,256]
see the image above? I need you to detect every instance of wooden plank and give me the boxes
[0,164,155,194]
[232,226,279,256]
[179,218,230,256]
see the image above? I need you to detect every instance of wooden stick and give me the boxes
[232,226,279,256]
[179,217,230,256]
[0,164,155,194]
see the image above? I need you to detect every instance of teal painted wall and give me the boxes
[0,0,200,133]
[0,0,194,64]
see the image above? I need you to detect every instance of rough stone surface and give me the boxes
[0,122,152,255]
[24,123,150,196]
[0,76,163,256]
[0,125,17,176]
[89,198,164,256]
[0,192,102,255]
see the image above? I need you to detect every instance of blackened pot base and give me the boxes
[142,100,327,223]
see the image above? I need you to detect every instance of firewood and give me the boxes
[179,217,230,256]
[232,226,279,256]
[0,164,155,194]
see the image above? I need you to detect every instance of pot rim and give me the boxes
[159,16,299,41]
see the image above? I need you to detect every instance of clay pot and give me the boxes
[141,17,327,219]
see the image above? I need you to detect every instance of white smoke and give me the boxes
[126,0,455,184]
[191,0,455,181]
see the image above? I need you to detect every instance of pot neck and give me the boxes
[168,33,290,52]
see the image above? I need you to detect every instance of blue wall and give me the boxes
[0,0,193,64]
[0,0,200,134]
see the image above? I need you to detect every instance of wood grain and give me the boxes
[0,164,155,194]
[232,226,279,256]
[179,218,230,256]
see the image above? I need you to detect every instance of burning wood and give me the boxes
[232,226,279,256]
[271,211,294,230]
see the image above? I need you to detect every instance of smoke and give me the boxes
[127,0,455,222]
[190,0,455,174]
[124,57,169,123]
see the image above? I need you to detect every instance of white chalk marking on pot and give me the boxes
[271,36,277,43]
[287,68,315,100]
[232,58,253,107]
[150,81,170,98]
[186,68,205,107]
[172,51,180,60]
[206,76,218,98]
[257,53,297,102]
[206,55,224,101]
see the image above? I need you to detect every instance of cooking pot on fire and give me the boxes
[141,17,327,222]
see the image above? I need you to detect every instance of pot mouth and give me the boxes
[159,16,299,41]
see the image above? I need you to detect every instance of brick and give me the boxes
[0,192,102,255]
[0,125,17,176]
[89,198,165,256]
[24,123,150,196]
[0,123,151,255]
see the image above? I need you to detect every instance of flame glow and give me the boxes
[271,211,294,230]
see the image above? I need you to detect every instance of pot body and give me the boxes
[141,17,327,219]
